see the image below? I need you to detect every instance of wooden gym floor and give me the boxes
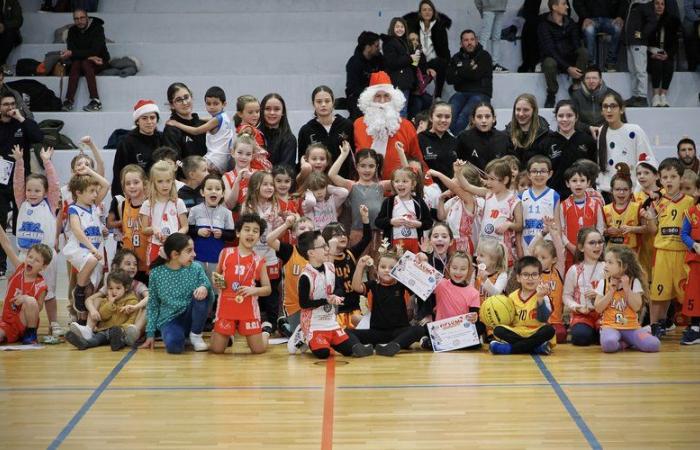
[2,297,700,449]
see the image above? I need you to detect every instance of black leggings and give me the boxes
[427,57,448,98]
[347,325,426,349]
[311,332,361,359]
[258,277,281,329]
[493,325,555,354]
[570,323,598,346]
[647,57,674,90]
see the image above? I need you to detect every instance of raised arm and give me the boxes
[10,145,25,206]
[0,227,21,268]
[40,147,61,211]
[80,136,105,176]
[328,141,355,190]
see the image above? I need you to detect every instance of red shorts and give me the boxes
[683,262,700,317]
[308,328,348,352]
[0,314,26,344]
[214,318,262,336]
[266,262,280,280]
[147,243,162,268]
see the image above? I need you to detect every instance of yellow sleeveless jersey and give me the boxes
[604,201,642,249]
[654,194,695,251]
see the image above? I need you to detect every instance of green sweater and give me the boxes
[146,262,213,337]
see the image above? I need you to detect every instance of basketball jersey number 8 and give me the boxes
[132,234,140,248]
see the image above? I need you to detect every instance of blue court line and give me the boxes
[532,355,602,450]
[46,348,136,450]
[2,379,700,394]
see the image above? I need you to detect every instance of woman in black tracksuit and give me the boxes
[455,101,511,171]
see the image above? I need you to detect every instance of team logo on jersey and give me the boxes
[323,304,333,313]
[484,224,495,234]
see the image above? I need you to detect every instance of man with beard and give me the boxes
[0,92,43,278]
[353,71,426,180]
[678,138,699,174]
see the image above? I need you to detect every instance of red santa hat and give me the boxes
[635,152,659,173]
[133,99,160,121]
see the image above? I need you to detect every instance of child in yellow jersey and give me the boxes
[648,158,695,338]
[604,166,647,251]
[489,256,556,355]
[595,246,660,353]
[533,239,566,343]
[634,158,661,277]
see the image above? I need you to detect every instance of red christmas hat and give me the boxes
[369,71,392,88]
[133,99,160,121]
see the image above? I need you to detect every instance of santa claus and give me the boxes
[354,71,427,180]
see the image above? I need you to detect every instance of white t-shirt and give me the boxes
[139,198,187,245]
[205,111,234,172]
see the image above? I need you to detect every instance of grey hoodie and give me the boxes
[570,80,619,129]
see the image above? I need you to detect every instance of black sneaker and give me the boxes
[351,343,374,357]
[492,63,509,73]
[277,316,291,338]
[420,336,433,350]
[261,321,273,335]
[61,100,74,112]
[545,93,555,108]
[375,342,401,357]
[681,327,700,345]
[109,326,125,351]
[65,331,88,350]
[605,62,617,72]
[651,322,666,339]
[83,99,102,112]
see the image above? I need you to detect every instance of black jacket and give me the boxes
[402,11,452,60]
[446,44,493,97]
[505,115,551,165]
[537,13,582,71]
[455,127,511,171]
[573,0,627,21]
[297,115,354,178]
[418,130,457,182]
[570,81,620,129]
[530,130,596,197]
[163,112,207,159]
[0,117,42,185]
[648,11,680,57]
[375,195,433,239]
[111,129,165,195]
[381,34,416,91]
[260,125,297,168]
[66,16,110,61]
[345,47,383,118]
[624,1,656,46]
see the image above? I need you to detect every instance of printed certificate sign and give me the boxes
[427,314,480,352]
[0,158,14,185]
[390,251,443,300]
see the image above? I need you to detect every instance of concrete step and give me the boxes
[8,72,700,111]
[31,108,699,157]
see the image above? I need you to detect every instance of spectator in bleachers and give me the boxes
[624,0,656,108]
[446,29,493,134]
[684,0,700,72]
[518,0,543,72]
[345,31,383,120]
[259,93,297,168]
[163,82,207,159]
[112,100,165,196]
[678,138,699,173]
[353,71,427,180]
[403,0,451,99]
[60,8,109,112]
[0,0,21,75]
[475,0,510,72]
[0,92,43,278]
[574,0,626,72]
[570,65,620,136]
[647,0,680,107]
[382,17,418,118]
[298,86,354,178]
[0,70,31,119]
[538,0,589,108]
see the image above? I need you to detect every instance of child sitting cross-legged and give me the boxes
[64,270,140,351]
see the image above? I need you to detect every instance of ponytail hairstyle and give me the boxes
[392,165,423,199]
[234,94,259,127]
[111,248,138,272]
[447,250,473,280]
[597,91,628,174]
[356,148,383,180]
[25,173,49,194]
[610,162,633,192]
[149,232,192,270]
[181,155,206,182]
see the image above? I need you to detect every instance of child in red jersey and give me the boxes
[210,213,272,354]
[0,227,52,344]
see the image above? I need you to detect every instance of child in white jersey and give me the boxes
[10,145,63,337]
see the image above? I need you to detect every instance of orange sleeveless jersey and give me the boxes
[541,269,564,325]
[283,246,308,316]
[121,200,148,273]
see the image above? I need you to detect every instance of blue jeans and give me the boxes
[449,92,489,134]
[582,17,622,65]
[161,297,209,354]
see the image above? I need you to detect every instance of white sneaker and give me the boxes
[124,324,140,347]
[287,324,308,355]
[651,94,662,107]
[69,322,93,340]
[51,322,66,337]
[189,332,209,351]
[660,94,670,107]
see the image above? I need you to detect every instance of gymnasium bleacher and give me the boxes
[5,0,700,177]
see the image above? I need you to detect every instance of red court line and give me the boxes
[321,356,336,450]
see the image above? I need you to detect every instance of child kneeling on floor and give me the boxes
[65,270,140,351]
[490,256,556,355]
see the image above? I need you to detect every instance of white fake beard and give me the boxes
[363,102,401,141]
